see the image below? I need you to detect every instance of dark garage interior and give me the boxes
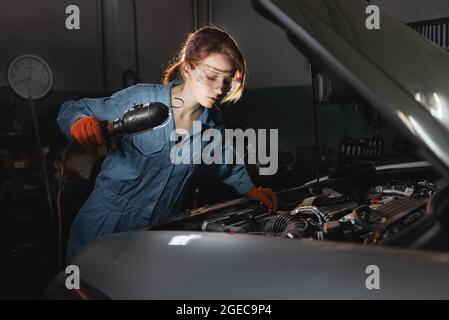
[2,0,449,300]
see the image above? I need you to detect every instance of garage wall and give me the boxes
[2,0,448,93]
[0,0,103,92]
[102,0,135,92]
[213,0,311,89]
[0,0,447,151]
[0,0,193,93]
[134,0,194,86]
[100,0,195,91]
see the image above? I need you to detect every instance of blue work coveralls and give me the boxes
[57,80,254,263]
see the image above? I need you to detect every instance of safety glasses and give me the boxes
[194,64,240,94]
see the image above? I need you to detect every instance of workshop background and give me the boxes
[1,0,448,299]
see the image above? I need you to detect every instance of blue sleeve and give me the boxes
[201,161,255,195]
[200,119,255,195]
[57,84,150,141]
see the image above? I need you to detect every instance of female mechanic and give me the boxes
[57,26,279,263]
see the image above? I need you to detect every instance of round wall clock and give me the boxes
[8,54,53,99]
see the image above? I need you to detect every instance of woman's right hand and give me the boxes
[70,116,106,148]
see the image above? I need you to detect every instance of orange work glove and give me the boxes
[70,116,106,148]
[246,186,279,214]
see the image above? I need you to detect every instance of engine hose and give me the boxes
[290,205,324,224]
[264,215,308,237]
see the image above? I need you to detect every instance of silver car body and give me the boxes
[47,0,449,299]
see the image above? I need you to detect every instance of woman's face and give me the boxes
[184,53,236,108]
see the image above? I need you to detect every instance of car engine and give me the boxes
[149,162,443,247]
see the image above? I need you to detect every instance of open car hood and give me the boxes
[254,0,449,178]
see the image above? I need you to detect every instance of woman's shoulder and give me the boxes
[111,82,173,106]
[113,82,168,97]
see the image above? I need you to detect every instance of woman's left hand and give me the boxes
[246,187,279,214]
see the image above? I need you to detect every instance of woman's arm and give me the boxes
[200,109,279,212]
[201,161,279,213]
[199,109,254,195]
[200,159,255,195]
[57,84,148,141]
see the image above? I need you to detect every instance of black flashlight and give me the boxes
[100,102,169,138]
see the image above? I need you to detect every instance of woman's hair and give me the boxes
[162,26,246,104]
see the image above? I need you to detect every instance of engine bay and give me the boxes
[194,182,433,244]
[149,162,446,248]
